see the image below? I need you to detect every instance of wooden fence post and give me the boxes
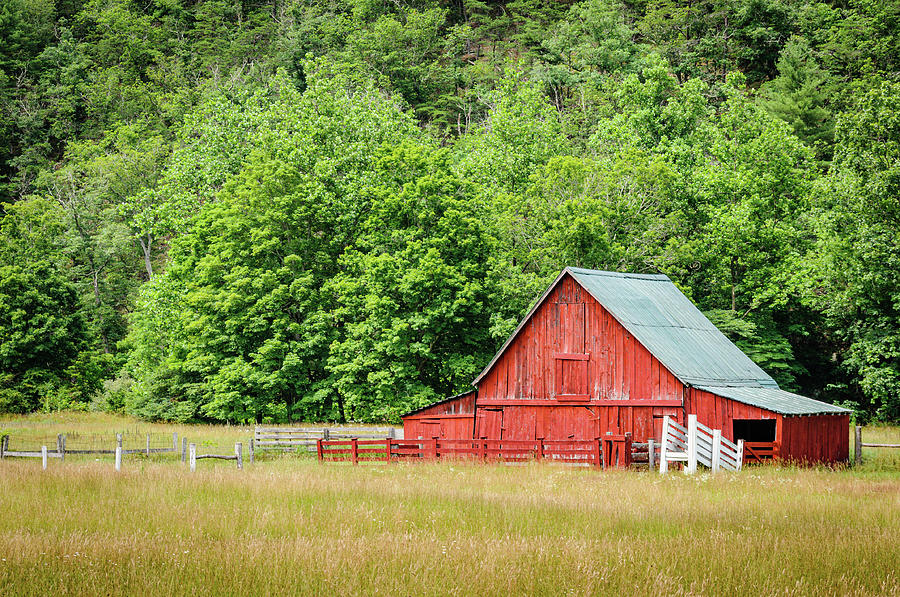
[385,438,392,462]
[115,446,122,471]
[249,438,255,464]
[593,438,603,469]
[736,439,744,471]
[854,426,862,465]
[173,432,178,452]
[429,438,438,460]
[624,433,632,468]
[235,443,243,470]
[351,438,358,465]
[42,446,48,470]
[686,414,698,474]
[322,428,330,441]
[189,443,196,472]
[0,434,6,459]
[181,437,187,463]
[537,438,545,461]
[146,433,151,457]
[116,433,122,450]
[659,417,670,473]
[479,439,486,461]
[56,434,63,460]
[711,429,722,473]
[648,439,655,470]
[316,438,324,462]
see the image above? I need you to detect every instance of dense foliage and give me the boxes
[1,0,898,423]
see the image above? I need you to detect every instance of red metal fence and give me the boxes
[317,436,634,469]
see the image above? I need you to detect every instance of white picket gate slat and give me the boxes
[659,415,743,474]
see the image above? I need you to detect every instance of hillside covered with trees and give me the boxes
[1,0,898,423]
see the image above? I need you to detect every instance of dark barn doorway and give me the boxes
[733,419,776,442]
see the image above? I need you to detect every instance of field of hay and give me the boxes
[0,413,898,596]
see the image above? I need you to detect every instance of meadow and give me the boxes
[0,413,898,596]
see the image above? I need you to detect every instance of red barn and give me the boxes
[402,268,851,464]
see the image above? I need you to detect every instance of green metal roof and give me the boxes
[695,385,851,416]
[567,268,779,389]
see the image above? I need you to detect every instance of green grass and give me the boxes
[0,413,898,596]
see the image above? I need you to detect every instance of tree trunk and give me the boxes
[139,234,153,279]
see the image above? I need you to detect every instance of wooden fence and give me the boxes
[316,435,635,469]
[743,441,776,463]
[251,426,399,460]
[0,432,182,459]
[854,425,900,465]
[189,443,243,471]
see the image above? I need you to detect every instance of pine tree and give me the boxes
[759,37,833,156]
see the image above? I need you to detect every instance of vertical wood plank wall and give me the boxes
[685,388,849,463]
[779,413,850,464]
[474,274,683,442]
[403,392,476,440]
[684,388,774,443]
[477,275,683,403]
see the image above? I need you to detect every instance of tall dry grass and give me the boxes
[0,414,898,595]
[1,459,898,595]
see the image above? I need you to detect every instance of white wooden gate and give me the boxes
[659,415,743,473]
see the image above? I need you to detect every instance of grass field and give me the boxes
[0,413,898,596]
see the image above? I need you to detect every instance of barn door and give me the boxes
[419,420,441,439]
[476,408,503,439]
[553,302,589,400]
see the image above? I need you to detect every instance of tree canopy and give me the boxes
[1,0,899,423]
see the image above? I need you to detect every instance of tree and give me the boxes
[125,67,421,423]
[0,262,89,412]
[328,142,497,422]
[803,80,900,421]
[758,36,833,156]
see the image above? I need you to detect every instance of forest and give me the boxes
[0,0,897,424]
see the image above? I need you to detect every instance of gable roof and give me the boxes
[474,267,779,389]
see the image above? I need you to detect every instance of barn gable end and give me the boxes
[477,273,684,404]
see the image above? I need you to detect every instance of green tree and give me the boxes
[758,36,833,156]
[125,67,420,423]
[328,142,496,422]
[803,80,900,421]
[0,262,89,412]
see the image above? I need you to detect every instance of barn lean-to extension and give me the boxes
[401,267,851,464]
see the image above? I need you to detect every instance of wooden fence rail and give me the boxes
[0,432,182,458]
[743,441,776,463]
[189,443,243,472]
[252,426,399,459]
[659,415,743,473]
[854,425,900,465]
[316,436,634,469]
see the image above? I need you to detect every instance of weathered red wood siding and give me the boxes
[403,393,475,440]
[686,388,849,463]
[779,413,850,464]
[474,274,684,442]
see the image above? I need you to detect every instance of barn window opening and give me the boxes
[733,419,776,442]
